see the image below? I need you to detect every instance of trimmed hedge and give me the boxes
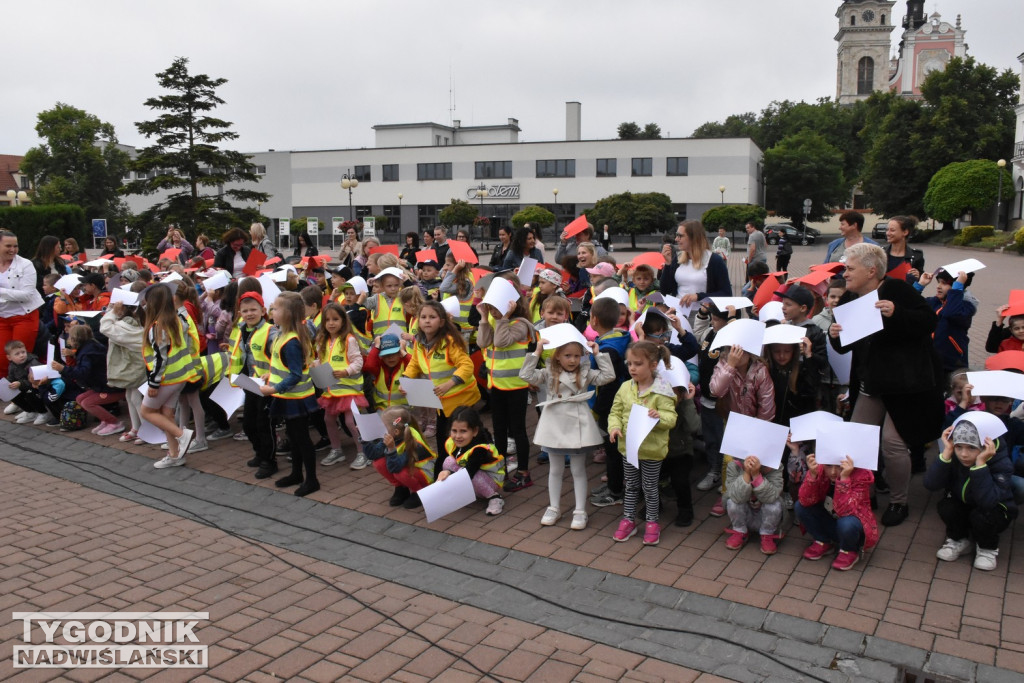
[0,204,88,258]
[1015,226,1024,254]
[952,224,994,246]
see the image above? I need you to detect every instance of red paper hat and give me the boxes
[242,250,266,277]
[630,252,667,271]
[985,351,1024,373]
[369,245,400,256]
[810,263,844,273]
[60,254,73,261]
[416,248,438,263]
[563,215,590,238]
[471,267,492,282]
[160,248,181,261]
[753,273,785,309]
[447,239,478,264]
[790,269,835,288]
[264,256,282,267]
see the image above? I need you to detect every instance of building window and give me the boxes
[880,14,886,24]
[382,164,399,182]
[355,206,372,219]
[666,157,689,176]
[254,165,267,175]
[631,158,653,177]
[417,163,452,181]
[475,161,512,179]
[536,159,575,178]
[20,176,30,189]
[596,158,617,177]
[353,165,371,182]
[850,14,856,25]
[857,57,874,95]
[672,204,688,221]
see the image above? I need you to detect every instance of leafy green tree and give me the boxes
[763,130,847,225]
[123,57,269,239]
[617,122,641,140]
[691,113,758,140]
[438,199,478,228]
[923,159,1013,223]
[859,94,928,217]
[511,205,555,230]
[21,103,131,228]
[701,205,768,232]
[641,123,662,139]
[585,192,675,249]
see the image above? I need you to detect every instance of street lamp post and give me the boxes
[995,158,1003,231]
[397,193,403,232]
[552,188,559,240]
[5,190,29,206]
[475,183,487,243]
[719,185,725,204]
[340,170,359,224]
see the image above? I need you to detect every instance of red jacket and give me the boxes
[798,467,878,549]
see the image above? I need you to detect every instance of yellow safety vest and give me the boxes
[268,331,315,399]
[143,321,200,385]
[628,287,653,315]
[443,292,475,332]
[484,317,530,391]
[413,338,476,404]
[398,427,437,484]
[447,438,505,485]
[228,320,272,378]
[199,352,227,391]
[373,366,408,408]
[372,295,406,337]
[321,335,363,398]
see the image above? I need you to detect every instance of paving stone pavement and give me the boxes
[2,420,1018,682]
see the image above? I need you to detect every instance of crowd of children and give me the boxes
[4,222,1024,572]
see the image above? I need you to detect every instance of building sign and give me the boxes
[279,218,291,237]
[465,184,520,200]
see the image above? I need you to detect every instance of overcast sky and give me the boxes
[6,1,1020,155]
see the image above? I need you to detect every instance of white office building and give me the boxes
[125,103,763,244]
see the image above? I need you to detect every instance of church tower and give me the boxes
[835,1,897,105]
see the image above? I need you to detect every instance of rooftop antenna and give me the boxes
[448,62,455,126]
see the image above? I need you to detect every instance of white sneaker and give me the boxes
[507,438,517,455]
[154,455,185,469]
[350,453,369,470]
[321,449,346,466]
[696,471,721,492]
[177,428,195,456]
[974,547,998,571]
[540,507,561,526]
[33,413,50,425]
[486,497,504,516]
[233,431,247,441]
[187,440,209,454]
[936,537,974,562]
[571,510,588,530]
[15,411,38,424]
[4,403,21,415]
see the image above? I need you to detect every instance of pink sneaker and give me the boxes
[709,496,725,517]
[642,522,661,545]
[802,541,834,561]
[119,429,138,443]
[831,550,860,571]
[760,534,778,555]
[96,421,126,437]
[612,519,637,542]
[725,528,748,550]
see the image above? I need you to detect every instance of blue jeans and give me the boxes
[794,501,864,552]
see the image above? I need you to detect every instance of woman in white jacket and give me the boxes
[519,332,615,530]
[98,284,148,443]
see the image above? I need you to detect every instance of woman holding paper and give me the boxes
[31,236,70,296]
[827,243,943,527]
[660,220,731,307]
[101,236,125,259]
[156,227,193,265]
[501,227,542,271]
[883,216,924,283]
[0,230,45,378]
[213,228,252,279]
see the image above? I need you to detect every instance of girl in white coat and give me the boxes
[519,335,615,530]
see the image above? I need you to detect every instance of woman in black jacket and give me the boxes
[292,231,318,258]
[213,227,252,278]
[32,235,70,296]
[659,220,731,304]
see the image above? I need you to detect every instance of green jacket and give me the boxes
[608,376,678,462]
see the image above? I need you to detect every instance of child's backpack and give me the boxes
[59,401,88,432]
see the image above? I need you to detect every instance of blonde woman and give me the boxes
[249,222,280,259]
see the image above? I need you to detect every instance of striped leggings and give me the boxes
[623,458,662,523]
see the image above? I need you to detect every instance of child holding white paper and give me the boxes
[4,340,47,424]
[228,290,277,479]
[519,336,614,530]
[99,285,147,441]
[723,453,785,555]
[437,406,505,516]
[364,406,437,509]
[314,302,367,468]
[794,453,877,571]
[607,341,678,546]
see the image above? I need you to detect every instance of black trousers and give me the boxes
[491,387,530,472]
[242,393,275,465]
[13,389,47,414]
[284,413,317,483]
[937,495,1013,550]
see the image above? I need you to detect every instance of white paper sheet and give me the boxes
[384,323,405,340]
[762,324,807,346]
[720,412,789,470]
[160,271,183,283]
[538,323,590,350]
[46,342,55,367]
[270,265,296,283]
[594,287,630,307]
[657,359,690,389]
[348,276,368,295]
[30,365,60,381]
[709,296,754,311]
[709,318,766,356]
[625,403,660,468]
[67,310,102,318]
[952,411,1009,443]
[83,258,114,268]
[815,422,880,470]
[110,288,139,306]
[418,467,478,524]
[353,410,388,442]
[481,277,521,312]
[137,418,167,445]
[440,296,461,318]
[202,271,230,292]
[788,410,843,443]
[966,370,1024,401]
[54,274,82,294]
[255,274,281,308]
[758,300,785,322]
[939,258,986,276]
[310,363,341,390]
[826,344,852,385]
[398,377,443,409]
[0,378,20,401]
[833,290,883,346]
[376,267,406,282]
[209,376,245,420]
[516,256,538,288]
[230,373,267,396]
